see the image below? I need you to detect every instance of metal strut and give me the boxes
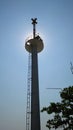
[26,52,31,130]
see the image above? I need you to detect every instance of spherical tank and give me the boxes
[25,35,44,53]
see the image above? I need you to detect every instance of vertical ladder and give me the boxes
[26,52,31,130]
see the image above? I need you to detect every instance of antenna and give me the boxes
[70,61,73,74]
[31,18,37,38]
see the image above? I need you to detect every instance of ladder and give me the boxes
[26,52,31,130]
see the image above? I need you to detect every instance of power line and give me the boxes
[46,88,62,90]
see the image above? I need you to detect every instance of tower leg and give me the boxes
[31,45,40,130]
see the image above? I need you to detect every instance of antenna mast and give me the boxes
[25,18,44,130]
[31,18,37,38]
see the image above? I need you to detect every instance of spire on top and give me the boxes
[31,18,37,25]
[31,18,37,38]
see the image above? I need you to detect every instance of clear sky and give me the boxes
[0,0,73,130]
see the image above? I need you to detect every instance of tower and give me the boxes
[25,18,44,130]
[70,62,73,74]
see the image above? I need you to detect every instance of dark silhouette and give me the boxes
[41,86,73,130]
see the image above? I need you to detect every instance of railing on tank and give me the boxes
[25,33,43,43]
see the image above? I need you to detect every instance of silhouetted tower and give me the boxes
[70,62,73,74]
[25,18,44,130]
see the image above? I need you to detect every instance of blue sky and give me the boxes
[0,0,73,130]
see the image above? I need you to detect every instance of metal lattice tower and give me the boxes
[26,52,31,130]
[70,62,73,74]
[25,18,44,130]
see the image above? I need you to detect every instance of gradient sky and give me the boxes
[0,0,73,130]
